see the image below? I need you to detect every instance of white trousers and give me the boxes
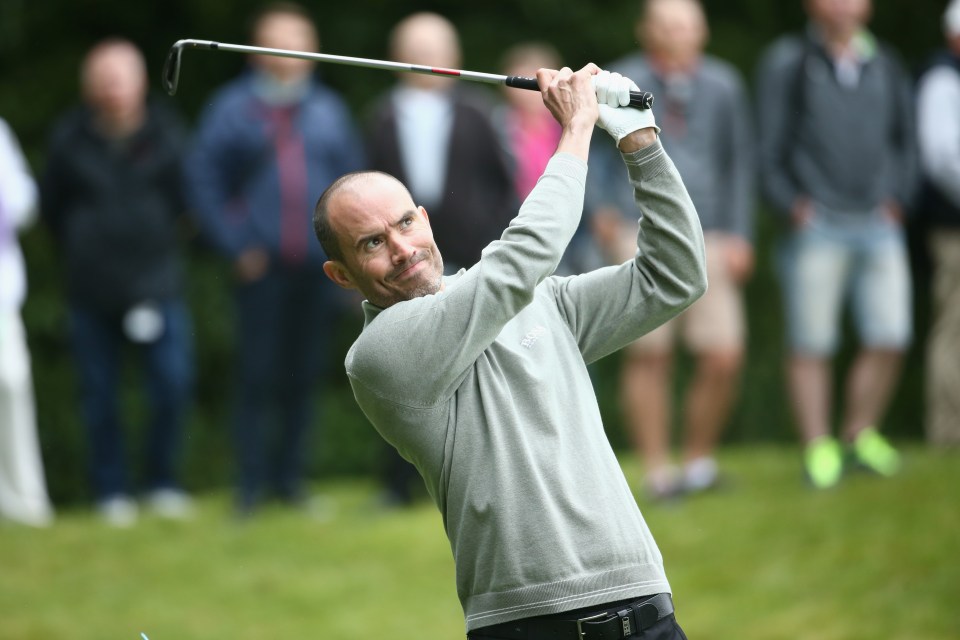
[0,311,53,526]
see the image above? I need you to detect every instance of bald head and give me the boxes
[81,39,147,133]
[389,12,461,90]
[314,171,413,262]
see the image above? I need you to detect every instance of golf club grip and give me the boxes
[505,76,655,110]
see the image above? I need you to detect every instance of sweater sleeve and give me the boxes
[756,38,805,218]
[347,153,588,406]
[548,139,707,364]
[724,71,757,240]
[182,92,253,258]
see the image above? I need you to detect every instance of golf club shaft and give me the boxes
[162,39,654,109]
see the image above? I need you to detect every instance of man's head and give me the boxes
[249,2,318,84]
[804,0,872,42]
[945,0,960,54]
[81,38,147,133]
[501,42,561,113]
[637,0,708,66]
[389,12,461,91]
[315,172,445,309]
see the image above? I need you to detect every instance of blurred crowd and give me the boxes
[1,0,958,528]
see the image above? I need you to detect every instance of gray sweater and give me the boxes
[756,28,918,220]
[345,140,706,631]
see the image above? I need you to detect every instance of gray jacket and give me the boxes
[756,27,918,221]
[345,141,705,631]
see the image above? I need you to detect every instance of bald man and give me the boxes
[363,12,518,506]
[315,66,704,639]
[41,38,194,526]
[586,0,756,500]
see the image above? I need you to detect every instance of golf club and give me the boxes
[162,39,654,109]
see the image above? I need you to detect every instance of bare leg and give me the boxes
[787,355,832,443]
[620,351,674,488]
[682,349,743,463]
[840,348,903,441]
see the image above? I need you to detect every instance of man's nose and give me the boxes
[389,234,415,263]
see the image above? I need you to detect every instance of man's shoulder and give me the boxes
[698,55,749,92]
[758,33,808,73]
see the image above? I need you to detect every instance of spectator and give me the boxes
[916,0,960,447]
[365,12,517,274]
[756,0,918,488]
[496,42,564,201]
[364,12,517,506]
[183,2,365,516]
[586,0,755,499]
[41,39,194,526]
[0,117,54,528]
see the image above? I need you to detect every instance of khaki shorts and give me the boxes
[629,233,746,355]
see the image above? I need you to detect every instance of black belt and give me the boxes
[470,593,674,640]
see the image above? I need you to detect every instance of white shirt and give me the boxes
[392,86,454,210]
[917,64,960,207]
[0,118,38,311]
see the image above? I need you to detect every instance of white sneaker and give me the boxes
[682,457,720,493]
[145,489,195,520]
[97,495,139,528]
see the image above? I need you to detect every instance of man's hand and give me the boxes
[539,64,601,161]
[594,70,659,151]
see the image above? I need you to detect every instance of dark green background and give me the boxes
[0,0,948,503]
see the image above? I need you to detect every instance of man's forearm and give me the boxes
[617,127,658,153]
[556,117,596,161]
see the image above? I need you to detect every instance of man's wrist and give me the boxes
[618,127,658,152]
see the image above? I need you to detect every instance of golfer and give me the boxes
[315,65,705,640]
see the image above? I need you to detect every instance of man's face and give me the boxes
[641,0,707,62]
[251,12,317,83]
[324,176,444,308]
[806,0,871,35]
[83,45,146,123]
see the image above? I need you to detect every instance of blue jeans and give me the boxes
[779,216,913,355]
[232,262,339,509]
[69,300,194,500]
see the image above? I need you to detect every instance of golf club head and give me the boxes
[162,41,185,95]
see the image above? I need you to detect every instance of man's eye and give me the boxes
[365,238,382,250]
[401,217,413,229]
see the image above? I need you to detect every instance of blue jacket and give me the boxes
[184,72,365,265]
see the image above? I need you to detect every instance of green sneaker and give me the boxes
[852,427,901,477]
[804,436,843,489]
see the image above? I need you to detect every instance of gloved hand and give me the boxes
[593,70,659,146]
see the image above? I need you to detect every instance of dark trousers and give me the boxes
[468,595,688,640]
[69,300,194,500]
[232,262,337,509]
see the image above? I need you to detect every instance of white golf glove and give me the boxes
[593,70,659,146]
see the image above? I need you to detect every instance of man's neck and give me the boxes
[648,52,699,77]
[95,108,145,139]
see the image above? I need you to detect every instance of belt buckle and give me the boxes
[575,611,611,640]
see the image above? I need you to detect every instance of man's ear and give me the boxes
[419,205,430,225]
[323,260,356,290]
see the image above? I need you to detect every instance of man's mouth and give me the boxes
[391,253,425,281]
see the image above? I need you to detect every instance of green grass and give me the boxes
[1,445,957,640]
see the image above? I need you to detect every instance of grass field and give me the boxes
[1,445,957,640]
